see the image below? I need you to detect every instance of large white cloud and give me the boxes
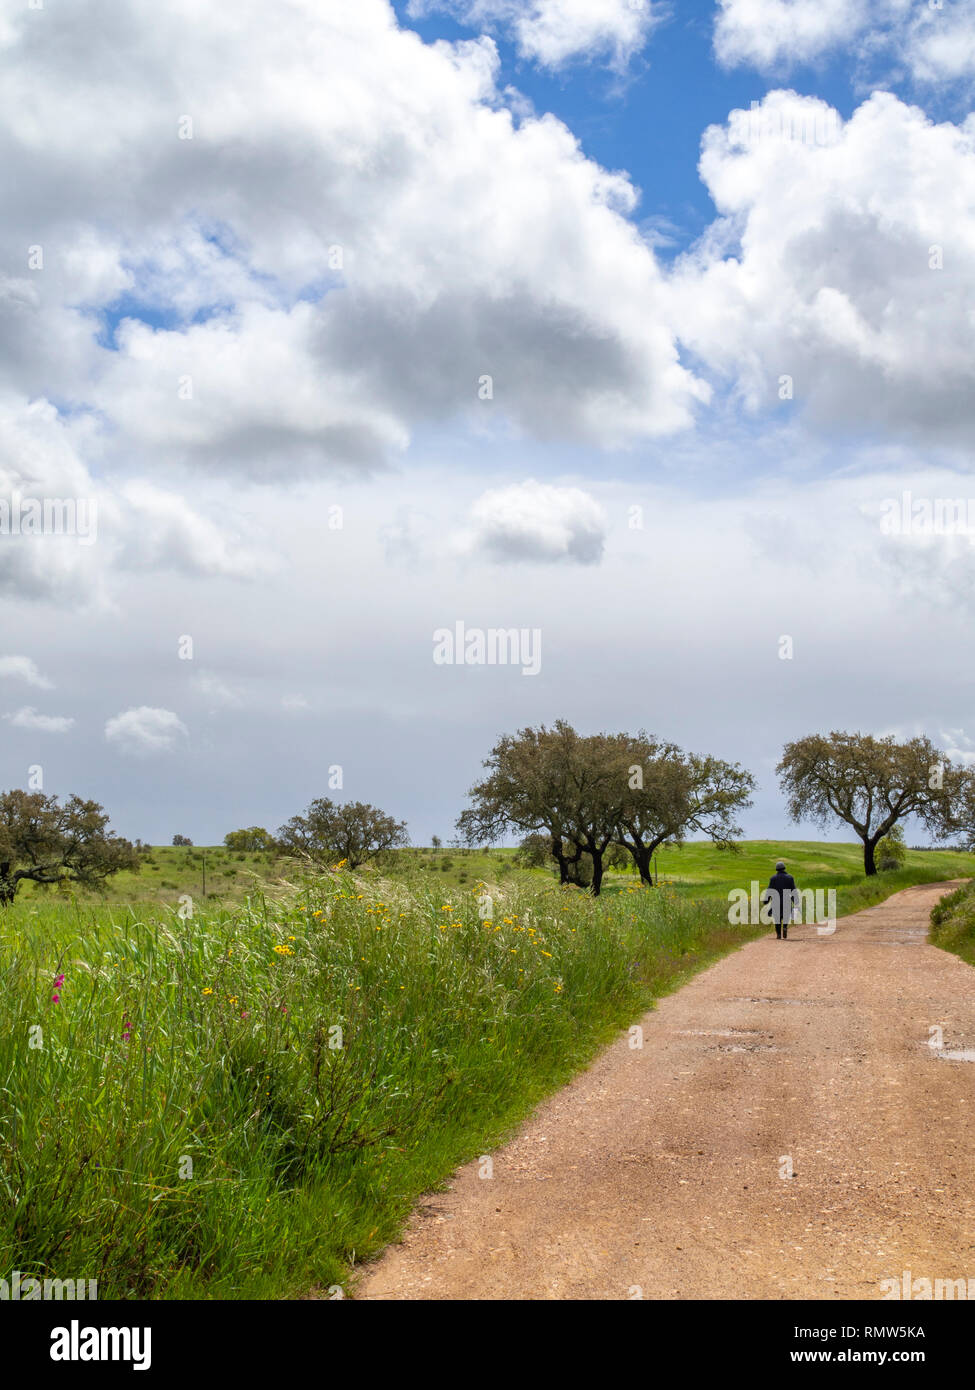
[0,0,703,497]
[669,90,975,443]
[409,0,659,70]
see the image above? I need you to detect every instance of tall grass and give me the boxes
[930,878,975,967]
[0,871,756,1298]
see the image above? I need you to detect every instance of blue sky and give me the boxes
[395,0,874,255]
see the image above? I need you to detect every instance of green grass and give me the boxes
[10,844,286,908]
[1,841,972,1300]
[20,837,975,909]
[605,837,975,899]
[0,872,756,1299]
[930,879,975,968]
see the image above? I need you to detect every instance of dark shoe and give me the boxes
[775,929,782,939]
[782,928,788,939]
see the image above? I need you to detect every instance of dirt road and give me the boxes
[357,881,975,1300]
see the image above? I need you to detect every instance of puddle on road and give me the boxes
[676,1028,770,1038]
[857,940,923,947]
[723,996,840,1007]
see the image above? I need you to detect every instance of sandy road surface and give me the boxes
[357,882,975,1300]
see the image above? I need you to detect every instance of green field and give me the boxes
[1,841,971,1300]
[18,837,974,912]
[624,838,975,903]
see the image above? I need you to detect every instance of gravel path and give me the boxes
[357,881,975,1300]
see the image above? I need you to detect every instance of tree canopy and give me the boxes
[278,798,408,870]
[617,734,755,886]
[224,826,278,853]
[457,722,754,894]
[777,731,959,875]
[0,790,138,906]
[945,767,975,854]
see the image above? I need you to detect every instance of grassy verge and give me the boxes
[0,873,756,1299]
[0,858,967,1300]
[930,879,975,967]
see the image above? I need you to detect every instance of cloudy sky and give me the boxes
[2,0,974,848]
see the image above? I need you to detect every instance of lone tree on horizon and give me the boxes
[278,798,408,870]
[776,731,960,876]
[457,721,754,895]
[0,789,138,906]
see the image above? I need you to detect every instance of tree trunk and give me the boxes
[630,844,653,887]
[0,863,17,907]
[863,838,878,876]
[551,837,571,885]
[590,850,604,897]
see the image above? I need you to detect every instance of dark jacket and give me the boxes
[763,871,798,923]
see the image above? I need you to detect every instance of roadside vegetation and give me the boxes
[930,878,975,968]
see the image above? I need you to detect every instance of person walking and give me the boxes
[763,859,798,939]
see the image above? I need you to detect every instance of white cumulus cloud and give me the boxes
[0,0,703,506]
[713,0,975,87]
[458,479,608,563]
[409,0,659,70]
[714,0,873,70]
[669,90,975,445]
[105,706,188,757]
